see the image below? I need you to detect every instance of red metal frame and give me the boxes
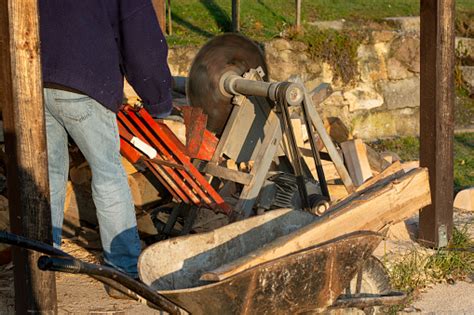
[118,105,232,215]
[182,107,217,161]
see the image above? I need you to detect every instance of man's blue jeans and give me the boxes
[44,88,141,277]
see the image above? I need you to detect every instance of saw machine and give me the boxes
[119,33,355,238]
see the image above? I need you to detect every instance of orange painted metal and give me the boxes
[118,106,232,215]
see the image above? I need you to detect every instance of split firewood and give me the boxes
[365,145,392,173]
[454,188,474,212]
[123,78,138,100]
[69,161,92,185]
[327,184,349,201]
[355,161,403,192]
[225,159,238,171]
[122,157,138,175]
[239,161,254,173]
[402,160,420,173]
[128,171,162,209]
[310,82,333,105]
[340,139,373,186]
[380,151,401,164]
[162,120,186,145]
[323,117,352,144]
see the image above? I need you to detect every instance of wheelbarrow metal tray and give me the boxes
[139,209,382,314]
[139,209,316,290]
[143,232,381,314]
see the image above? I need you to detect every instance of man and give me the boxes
[39,1,172,279]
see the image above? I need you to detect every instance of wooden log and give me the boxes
[341,139,373,186]
[201,168,431,282]
[310,83,333,106]
[355,161,403,192]
[366,145,392,173]
[0,0,58,312]
[419,0,455,247]
[128,171,162,208]
[454,188,474,212]
[327,184,349,201]
[324,117,352,144]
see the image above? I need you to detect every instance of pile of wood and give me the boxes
[289,113,419,202]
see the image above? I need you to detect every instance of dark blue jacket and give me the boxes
[39,0,172,117]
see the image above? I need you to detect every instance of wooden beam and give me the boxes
[419,0,455,247]
[295,0,302,31]
[0,0,57,313]
[232,0,241,32]
[167,0,172,35]
[201,168,431,281]
[152,0,166,33]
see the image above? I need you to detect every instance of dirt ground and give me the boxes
[0,210,472,314]
[0,239,159,315]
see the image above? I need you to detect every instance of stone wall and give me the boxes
[167,17,474,140]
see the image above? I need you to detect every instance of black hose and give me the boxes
[38,256,181,315]
[0,230,67,257]
[0,231,182,314]
[0,231,138,298]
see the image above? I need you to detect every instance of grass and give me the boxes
[387,225,474,313]
[389,225,474,294]
[167,0,474,45]
[370,136,420,161]
[370,133,473,192]
[454,133,474,191]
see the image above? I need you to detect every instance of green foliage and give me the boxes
[389,226,474,294]
[370,136,420,161]
[389,249,428,293]
[292,28,362,84]
[167,0,474,46]
[453,133,474,191]
[371,134,473,191]
[426,226,474,280]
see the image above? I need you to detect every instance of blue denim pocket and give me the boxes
[53,92,94,122]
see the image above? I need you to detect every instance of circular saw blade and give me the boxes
[187,33,268,135]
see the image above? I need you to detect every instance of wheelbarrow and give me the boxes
[0,209,405,314]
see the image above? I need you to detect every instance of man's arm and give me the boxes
[119,0,173,117]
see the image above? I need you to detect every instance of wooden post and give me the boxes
[232,0,241,32]
[167,0,172,35]
[419,0,455,247]
[0,0,58,313]
[295,0,302,31]
[152,0,166,33]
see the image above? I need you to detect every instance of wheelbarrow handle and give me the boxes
[0,230,67,257]
[38,256,182,315]
[0,231,183,315]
